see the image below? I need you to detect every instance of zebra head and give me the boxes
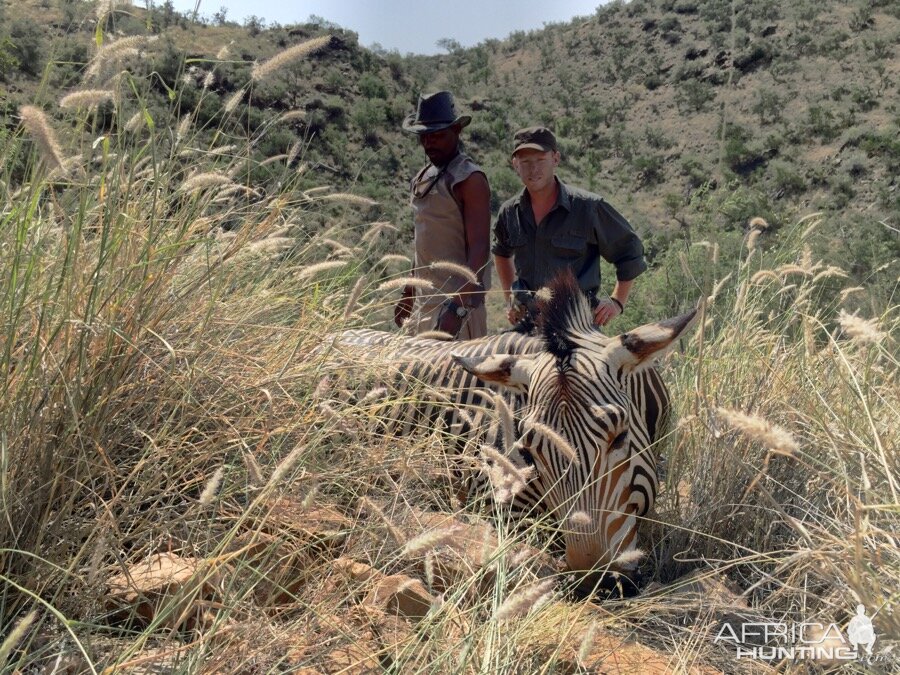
[453,272,697,586]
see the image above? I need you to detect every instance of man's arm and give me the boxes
[494,254,521,325]
[453,171,491,307]
[593,278,633,326]
[591,199,646,326]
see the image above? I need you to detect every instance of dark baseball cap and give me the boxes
[512,126,558,156]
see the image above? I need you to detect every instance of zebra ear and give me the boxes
[451,353,535,392]
[606,308,699,372]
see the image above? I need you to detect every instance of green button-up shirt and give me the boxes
[491,179,647,295]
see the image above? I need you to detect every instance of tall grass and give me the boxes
[0,26,897,675]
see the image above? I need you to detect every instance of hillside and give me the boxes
[2,0,898,268]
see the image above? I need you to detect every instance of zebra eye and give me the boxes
[610,432,628,449]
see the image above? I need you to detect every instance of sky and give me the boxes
[166,0,605,55]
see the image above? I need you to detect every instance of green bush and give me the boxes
[9,18,45,76]
[358,72,388,99]
[675,79,716,112]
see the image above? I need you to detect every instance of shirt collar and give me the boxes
[517,177,571,212]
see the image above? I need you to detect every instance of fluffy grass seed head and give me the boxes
[0,610,38,666]
[495,579,556,621]
[535,286,553,302]
[750,270,781,285]
[279,109,306,124]
[528,422,580,465]
[297,260,347,281]
[491,392,516,454]
[377,277,438,295]
[224,88,246,114]
[19,105,65,173]
[362,221,398,244]
[611,547,646,568]
[838,310,886,345]
[402,526,462,557]
[314,192,378,207]
[481,444,534,504]
[84,35,157,82]
[746,229,761,251]
[267,441,306,488]
[123,111,145,133]
[180,172,232,193]
[568,511,593,528]
[376,254,412,267]
[176,115,192,142]
[716,407,799,455]
[839,286,865,303]
[198,466,225,506]
[251,35,332,82]
[344,276,368,319]
[59,89,115,109]
[429,261,479,285]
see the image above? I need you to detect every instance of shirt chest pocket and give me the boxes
[550,233,587,260]
[504,219,528,249]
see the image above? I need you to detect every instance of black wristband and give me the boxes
[610,297,624,312]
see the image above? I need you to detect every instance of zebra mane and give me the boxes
[535,269,596,358]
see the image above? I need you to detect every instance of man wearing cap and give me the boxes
[394,91,491,340]
[492,126,646,327]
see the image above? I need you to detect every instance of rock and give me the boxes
[105,552,223,630]
[364,574,434,621]
[333,557,384,584]
[254,498,351,551]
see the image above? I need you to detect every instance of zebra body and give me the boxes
[321,272,695,582]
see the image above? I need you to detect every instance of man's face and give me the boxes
[419,124,461,166]
[512,148,560,193]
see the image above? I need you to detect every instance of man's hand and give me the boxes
[394,285,414,327]
[592,298,623,326]
[507,303,527,325]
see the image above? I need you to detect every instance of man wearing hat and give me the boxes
[394,91,491,340]
[492,126,646,327]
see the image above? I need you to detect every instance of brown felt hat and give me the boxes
[512,126,558,156]
[402,91,472,134]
